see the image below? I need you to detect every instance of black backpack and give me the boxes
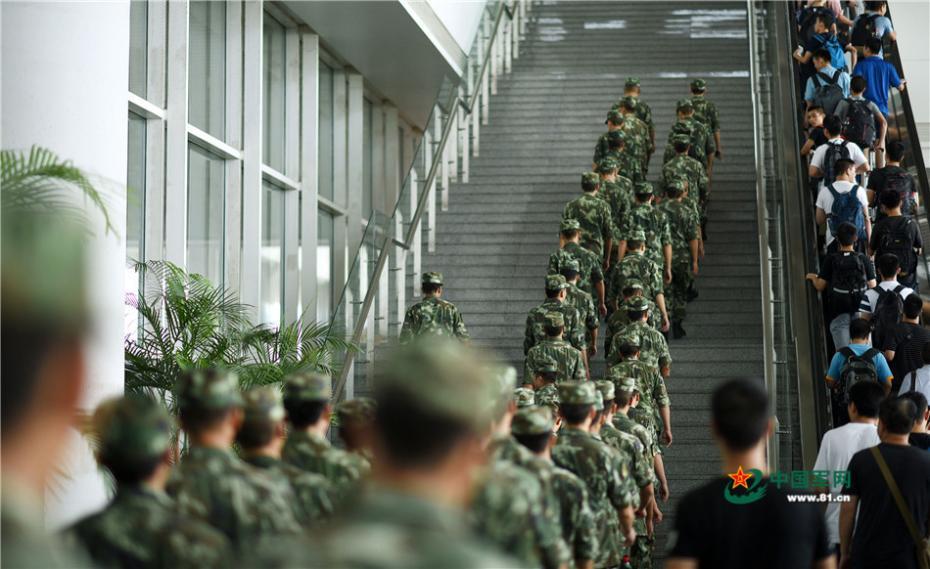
[838,347,879,402]
[800,6,836,44]
[822,140,852,185]
[843,99,876,148]
[851,13,881,46]
[812,69,845,115]
[827,183,867,239]
[871,284,906,349]
[884,169,916,217]
[878,217,917,275]
[828,252,868,314]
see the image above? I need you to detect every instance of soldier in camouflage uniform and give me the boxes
[238,387,335,527]
[525,275,588,375]
[689,78,722,165]
[605,280,661,354]
[658,179,701,339]
[524,311,587,385]
[608,343,673,452]
[552,382,637,569]
[514,387,536,407]
[596,155,635,241]
[616,96,651,180]
[561,259,599,354]
[608,297,672,378]
[69,395,232,568]
[607,229,670,333]
[549,218,607,313]
[335,397,376,476]
[400,272,469,343]
[512,406,599,569]
[660,133,710,242]
[615,77,655,157]
[167,369,301,550]
[605,128,644,186]
[592,109,624,167]
[531,357,563,413]
[281,372,366,497]
[563,172,614,265]
[662,99,716,173]
[616,182,672,280]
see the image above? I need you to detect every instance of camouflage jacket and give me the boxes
[524,338,586,385]
[617,203,671,268]
[607,253,664,309]
[660,153,708,204]
[70,485,231,569]
[281,431,364,496]
[242,455,335,527]
[612,98,655,141]
[607,296,660,341]
[662,118,716,169]
[598,177,635,234]
[565,283,598,334]
[609,359,670,428]
[618,116,649,164]
[690,95,720,133]
[166,447,300,550]
[524,299,585,354]
[535,383,561,412]
[613,413,659,467]
[607,149,645,185]
[548,242,604,298]
[608,321,671,371]
[563,194,614,259]
[658,199,700,258]
[600,424,652,492]
[399,296,469,343]
[593,131,612,166]
[550,464,599,565]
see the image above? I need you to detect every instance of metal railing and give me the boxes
[329,0,530,402]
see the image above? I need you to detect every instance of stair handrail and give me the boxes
[330,0,520,403]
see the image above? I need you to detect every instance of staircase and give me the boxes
[421,0,764,556]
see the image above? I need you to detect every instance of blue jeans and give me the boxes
[830,313,853,350]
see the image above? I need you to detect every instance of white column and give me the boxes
[346,73,364,260]
[332,70,349,319]
[240,0,264,317]
[224,0,243,293]
[283,26,301,324]
[300,33,320,323]
[165,0,189,268]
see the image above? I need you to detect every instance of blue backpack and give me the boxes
[827,183,867,239]
[821,34,847,72]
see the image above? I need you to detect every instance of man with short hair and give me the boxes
[564,172,614,266]
[834,75,887,167]
[238,387,335,526]
[883,295,930,393]
[814,157,871,252]
[825,317,894,398]
[869,189,922,290]
[666,379,833,569]
[852,36,905,117]
[549,218,607,313]
[802,106,829,157]
[901,391,930,450]
[609,296,672,378]
[167,369,301,549]
[70,396,232,568]
[867,140,917,219]
[810,116,869,189]
[858,253,916,350]
[400,272,469,342]
[840,396,930,569]
[663,99,715,174]
[812,381,883,556]
[794,13,857,79]
[524,312,587,385]
[850,1,897,54]
[804,48,852,113]
[689,78,722,160]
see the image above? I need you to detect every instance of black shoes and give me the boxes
[672,320,686,339]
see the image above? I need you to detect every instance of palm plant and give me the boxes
[1,145,114,233]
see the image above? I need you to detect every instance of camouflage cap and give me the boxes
[624,279,645,291]
[177,369,243,411]
[558,381,597,405]
[336,397,377,424]
[242,387,286,424]
[95,395,173,463]
[514,387,536,408]
[627,228,647,242]
[627,296,651,312]
[512,406,555,436]
[544,311,565,328]
[666,177,687,193]
[634,181,654,196]
[545,274,569,291]
[619,95,637,110]
[614,375,639,394]
[581,172,600,191]
[677,98,694,112]
[671,133,691,145]
[534,356,559,374]
[624,77,641,88]
[560,218,581,232]
[606,109,623,125]
[595,380,616,402]
[597,157,620,174]
[690,78,707,91]
[593,390,604,412]
[283,372,332,404]
[488,364,519,419]
[561,258,581,272]
[422,271,443,285]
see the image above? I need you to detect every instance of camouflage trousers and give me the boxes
[630,525,654,569]
[667,258,693,321]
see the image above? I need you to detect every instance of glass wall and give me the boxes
[261,183,286,326]
[363,98,373,220]
[126,112,146,337]
[263,12,286,171]
[129,1,147,97]
[189,0,226,139]
[317,210,334,322]
[319,62,334,202]
[187,144,225,284]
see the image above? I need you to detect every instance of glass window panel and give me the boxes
[189,0,226,139]
[125,113,146,339]
[187,144,225,285]
[319,62,334,202]
[363,99,372,220]
[261,183,286,326]
[317,211,334,323]
[129,0,147,97]
[263,13,286,172]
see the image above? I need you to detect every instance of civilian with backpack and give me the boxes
[859,253,915,351]
[801,106,829,157]
[850,1,896,56]
[883,295,930,394]
[853,37,906,118]
[868,141,917,220]
[808,221,877,349]
[815,157,872,253]
[810,116,868,190]
[794,14,857,82]
[804,49,851,115]
[834,75,887,168]
[869,190,922,290]
[826,318,894,398]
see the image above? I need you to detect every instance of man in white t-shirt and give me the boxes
[809,115,868,191]
[813,380,883,555]
[858,252,915,316]
[815,157,871,252]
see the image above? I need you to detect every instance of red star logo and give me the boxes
[728,466,753,490]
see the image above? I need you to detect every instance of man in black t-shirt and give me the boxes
[666,379,833,569]
[883,295,930,393]
[901,392,930,450]
[840,396,930,569]
[867,141,917,220]
[869,189,922,290]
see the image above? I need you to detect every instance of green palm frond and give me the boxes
[1,145,115,234]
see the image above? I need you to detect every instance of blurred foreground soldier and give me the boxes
[688,79,722,161]
[1,208,93,568]
[238,387,335,526]
[261,340,521,568]
[515,387,537,408]
[167,369,300,548]
[658,179,701,339]
[335,397,376,474]
[553,382,637,568]
[549,218,607,311]
[514,406,599,569]
[525,312,587,386]
[70,396,231,568]
[563,172,614,265]
[400,272,469,342]
[665,379,833,569]
[281,372,364,493]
